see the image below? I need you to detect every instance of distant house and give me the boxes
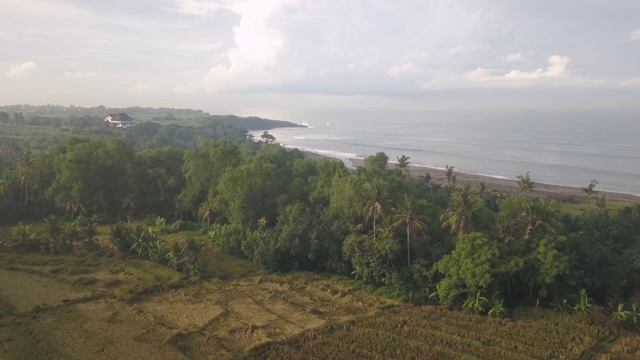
[104,113,136,128]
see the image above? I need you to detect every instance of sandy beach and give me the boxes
[349,158,640,203]
[303,152,640,203]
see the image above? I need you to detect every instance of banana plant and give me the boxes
[572,288,592,314]
[488,292,508,318]
[617,303,639,326]
[462,290,489,314]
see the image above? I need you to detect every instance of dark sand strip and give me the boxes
[302,151,639,203]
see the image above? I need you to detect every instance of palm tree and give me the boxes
[445,165,457,186]
[0,173,14,204]
[261,131,276,144]
[516,171,535,195]
[418,172,432,188]
[121,197,136,224]
[396,154,411,175]
[632,203,640,222]
[476,180,487,199]
[363,181,386,238]
[581,180,599,210]
[393,196,426,266]
[56,195,86,219]
[0,178,7,198]
[17,151,34,211]
[257,216,267,231]
[440,184,481,237]
[520,198,561,240]
[595,195,607,215]
[198,198,216,227]
[492,221,515,244]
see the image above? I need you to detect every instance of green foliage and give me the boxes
[207,223,245,256]
[8,223,44,252]
[363,152,389,174]
[0,126,639,316]
[516,171,535,195]
[462,290,489,314]
[342,232,400,285]
[435,232,501,307]
[616,303,639,326]
[109,221,133,253]
[440,184,481,237]
[572,288,593,314]
[488,292,508,318]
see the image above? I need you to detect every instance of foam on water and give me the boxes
[256,109,640,194]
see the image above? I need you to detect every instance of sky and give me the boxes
[1,0,639,120]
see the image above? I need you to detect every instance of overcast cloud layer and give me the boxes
[1,0,639,118]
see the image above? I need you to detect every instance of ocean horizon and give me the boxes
[253,109,640,197]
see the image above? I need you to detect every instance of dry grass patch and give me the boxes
[245,305,628,360]
[0,299,186,360]
[593,334,640,360]
[140,274,397,359]
[0,244,397,360]
[0,269,92,313]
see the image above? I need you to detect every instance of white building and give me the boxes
[104,113,136,128]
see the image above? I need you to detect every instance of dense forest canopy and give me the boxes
[0,104,302,130]
[1,120,639,317]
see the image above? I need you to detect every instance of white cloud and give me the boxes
[620,77,640,87]
[201,0,298,92]
[173,82,200,94]
[89,38,116,46]
[1,0,88,20]
[446,45,486,55]
[503,55,570,80]
[0,31,13,42]
[388,62,418,77]
[458,55,600,88]
[502,52,524,62]
[447,45,467,55]
[177,41,222,52]
[5,61,38,78]
[359,56,378,67]
[128,83,161,93]
[630,30,640,41]
[168,0,226,17]
[63,72,102,79]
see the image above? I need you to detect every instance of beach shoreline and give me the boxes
[302,151,640,203]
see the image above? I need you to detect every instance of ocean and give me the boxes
[253,109,640,196]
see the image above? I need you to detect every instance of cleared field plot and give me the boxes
[593,334,640,360]
[143,274,396,359]
[0,249,396,360]
[0,268,92,313]
[245,306,635,360]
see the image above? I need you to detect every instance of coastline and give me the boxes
[302,151,640,203]
[351,158,640,203]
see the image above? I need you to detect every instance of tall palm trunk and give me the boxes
[23,178,28,211]
[406,224,411,267]
[373,213,377,239]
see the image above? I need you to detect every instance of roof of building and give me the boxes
[106,113,134,122]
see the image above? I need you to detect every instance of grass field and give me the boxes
[0,229,638,360]
[245,306,640,360]
[0,236,397,360]
[555,200,635,216]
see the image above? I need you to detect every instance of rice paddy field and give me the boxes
[246,306,640,360]
[0,239,396,360]
[0,229,638,360]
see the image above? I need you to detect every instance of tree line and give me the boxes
[0,136,639,319]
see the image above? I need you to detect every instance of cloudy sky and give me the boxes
[1,0,639,119]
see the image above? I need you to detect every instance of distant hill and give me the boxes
[0,104,304,130]
[206,114,304,130]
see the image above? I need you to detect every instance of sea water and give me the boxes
[253,109,640,196]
